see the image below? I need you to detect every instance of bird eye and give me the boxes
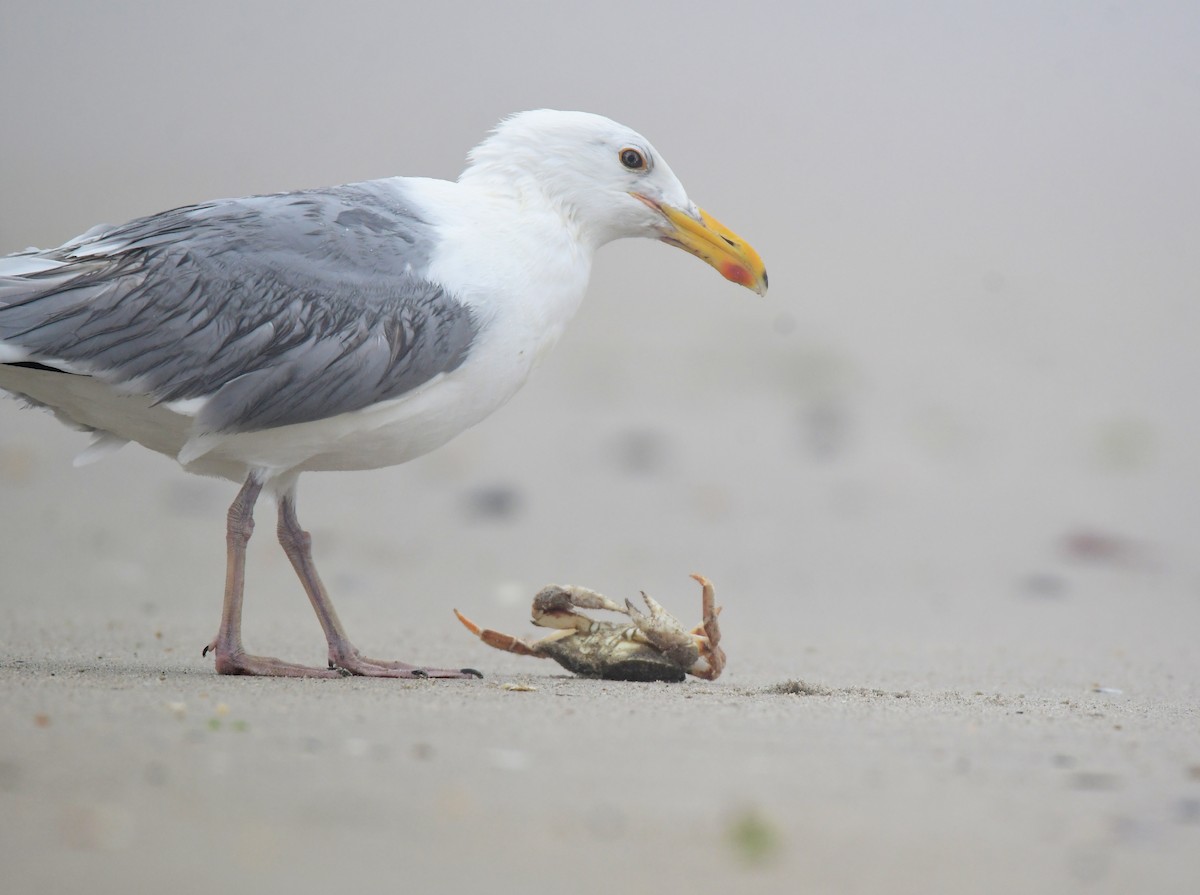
[619,147,646,170]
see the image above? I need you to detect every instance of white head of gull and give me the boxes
[0,109,767,679]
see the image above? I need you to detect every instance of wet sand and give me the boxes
[3,351,1198,894]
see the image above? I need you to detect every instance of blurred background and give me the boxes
[3,0,1196,669]
[3,3,1200,893]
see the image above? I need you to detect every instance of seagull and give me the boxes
[0,110,767,679]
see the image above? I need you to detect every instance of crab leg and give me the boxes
[686,574,725,680]
[624,592,701,671]
[690,573,722,643]
[453,609,573,657]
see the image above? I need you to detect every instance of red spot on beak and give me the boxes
[720,261,753,287]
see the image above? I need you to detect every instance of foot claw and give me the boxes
[461,667,483,679]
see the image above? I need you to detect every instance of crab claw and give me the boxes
[531,585,627,631]
[453,609,543,658]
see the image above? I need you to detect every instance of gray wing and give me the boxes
[0,182,478,434]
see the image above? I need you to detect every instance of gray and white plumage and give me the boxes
[0,110,766,678]
[1,181,484,480]
[1,110,765,489]
[2,184,474,436]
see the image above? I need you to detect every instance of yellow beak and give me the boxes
[633,193,768,296]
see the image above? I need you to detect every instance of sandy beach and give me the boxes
[3,4,1198,893]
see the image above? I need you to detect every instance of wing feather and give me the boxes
[0,181,478,435]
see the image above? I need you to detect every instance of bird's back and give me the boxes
[0,181,479,448]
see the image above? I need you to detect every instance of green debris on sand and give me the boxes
[207,717,249,732]
[726,808,782,865]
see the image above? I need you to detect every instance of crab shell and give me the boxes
[532,618,695,682]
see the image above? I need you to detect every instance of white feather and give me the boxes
[73,431,129,466]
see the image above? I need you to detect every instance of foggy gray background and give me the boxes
[2,3,1198,893]
[3,0,1196,654]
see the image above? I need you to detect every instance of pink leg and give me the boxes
[202,476,480,679]
[275,489,481,679]
[203,476,341,677]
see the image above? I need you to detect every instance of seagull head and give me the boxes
[461,110,767,296]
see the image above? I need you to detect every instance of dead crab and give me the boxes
[453,574,724,682]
